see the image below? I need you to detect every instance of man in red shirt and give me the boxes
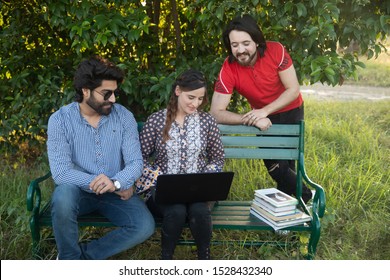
[210,14,312,203]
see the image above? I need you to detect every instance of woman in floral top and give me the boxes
[139,69,225,260]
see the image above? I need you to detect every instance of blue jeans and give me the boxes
[51,184,155,259]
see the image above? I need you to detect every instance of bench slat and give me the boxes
[218,124,300,135]
[214,201,252,206]
[212,220,270,229]
[224,148,299,160]
[221,136,299,148]
[213,207,251,212]
[212,215,253,221]
[213,211,251,216]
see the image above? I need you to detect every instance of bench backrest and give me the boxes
[138,121,305,161]
[218,123,303,160]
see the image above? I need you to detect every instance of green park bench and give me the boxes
[27,121,325,259]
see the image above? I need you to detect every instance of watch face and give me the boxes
[114,181,121,190]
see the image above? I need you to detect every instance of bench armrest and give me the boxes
[299,161,326,219]
[26,172,52,212]
[303,175,326,218]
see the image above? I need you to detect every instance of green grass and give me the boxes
[1,98,389,260]
[303,99,390,259]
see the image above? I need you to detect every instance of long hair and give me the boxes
[73,55,124,102]
[162,69,208,142]
[222,14,267,63]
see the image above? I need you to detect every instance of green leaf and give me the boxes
[380,15,390,31]
[94,14,107,29]
[315,56,329,65]
[296,3,307,18]
[300,29,310,36]
[308,26,319,36]
[71,38,80,48]
[325,72,335,85]
[149,77,159,83]
[310,68,322,77]
[324,67,335,77]
[351,70,358,81]
[284,2,294,13]
[355,61,365,69]
[110,22,119,36]
[81,21,90,29]
[101,35,107,46]
[149,84,160,93]
[367,49,374,59]
[330,56,342,65]
[216,6,224,21]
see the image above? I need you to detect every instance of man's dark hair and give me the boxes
[222,14,267,63]
[73,56,124,102]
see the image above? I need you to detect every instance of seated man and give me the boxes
[47,56,155,259]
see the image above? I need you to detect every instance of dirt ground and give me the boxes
[300,83,390,101]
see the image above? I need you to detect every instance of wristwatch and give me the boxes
[113,180,121,191]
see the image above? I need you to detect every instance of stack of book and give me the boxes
[250,188,311,230]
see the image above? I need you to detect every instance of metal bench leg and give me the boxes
[30,216,42,259]
[306,220,321,260]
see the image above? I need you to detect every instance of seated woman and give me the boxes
[139,69,225,260]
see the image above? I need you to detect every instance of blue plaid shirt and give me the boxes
[47,102,143,192]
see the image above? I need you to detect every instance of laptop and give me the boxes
[153,172,234,204]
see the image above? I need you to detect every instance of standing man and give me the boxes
[210,14,312,203]
[47,56,155,259]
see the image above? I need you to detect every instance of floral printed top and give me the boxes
[139,109,225,175]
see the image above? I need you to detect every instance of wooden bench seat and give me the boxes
[27,121,326,259]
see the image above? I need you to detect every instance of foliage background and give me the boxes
[1,0,389,155]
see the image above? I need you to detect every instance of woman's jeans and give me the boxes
[51,184,155,260]
[265,105,312,202]
[147,198,212,258]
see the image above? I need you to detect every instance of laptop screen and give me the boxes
[154,172,234,204]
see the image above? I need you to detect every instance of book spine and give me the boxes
[250,208,312,228]
[250,209,280,230]
[252,198,296,214]
[254,192,298,207]
[251,204,300,221]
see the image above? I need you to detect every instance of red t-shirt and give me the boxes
[214,41,303,115]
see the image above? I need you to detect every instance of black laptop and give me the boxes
[153,172,234,204]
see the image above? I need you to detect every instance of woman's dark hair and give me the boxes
[222,14,267,63]
[162,69,208,142]
[73,56,124,102]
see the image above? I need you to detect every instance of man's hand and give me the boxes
[242,109,269,126]
[254,117,272,131]
[89,174,115,195]
[114,187,134,200]
[241,109,272,130]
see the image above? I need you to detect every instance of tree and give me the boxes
[1,0,389,155]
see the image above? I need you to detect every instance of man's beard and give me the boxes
[87,95,112,116]
[235,51,257,67]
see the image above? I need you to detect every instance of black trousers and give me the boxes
[146,198,212,258]
[265,105,312,202]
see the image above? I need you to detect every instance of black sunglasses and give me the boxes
[93,89,121,100]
